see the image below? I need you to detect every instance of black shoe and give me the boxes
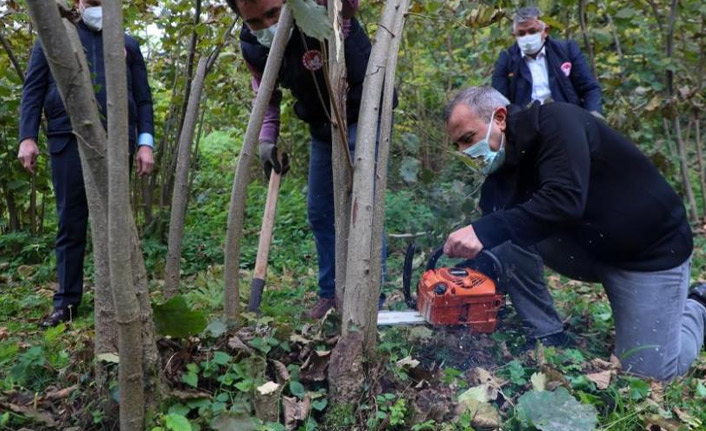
[688,283,706,309]
[524,331,574,350]
[41,307,75,328]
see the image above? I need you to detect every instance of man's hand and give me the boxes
[17,139,40,174]
[136,146,154,176]
[258,141,290,180]
[443,224,484,259]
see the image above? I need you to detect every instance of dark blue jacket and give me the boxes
[491,38,602,113]
[240,18,373,130]
[19,21,154,154]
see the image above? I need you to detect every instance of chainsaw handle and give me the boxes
[426,247,505,282]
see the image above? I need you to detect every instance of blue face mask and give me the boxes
[252,23,292,48]
[462,111,506,175]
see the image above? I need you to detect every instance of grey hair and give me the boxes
[513,6,543,31]
[444,87,510,123]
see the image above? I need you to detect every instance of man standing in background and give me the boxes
[17,0,155,327]
[492,7,602,117]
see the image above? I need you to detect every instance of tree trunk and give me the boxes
[578,0,596,76]
[329,0,408,404]
[164,57,209,298]
[663,0,697,222]
[102,1,144,428]
[25,0,159,421]
[695,118,706,221]
[370,0,407,329]
[223,6,293,324]
[0,31,25,82]
[2,181,21,231]
[327,0,352,310]
[161,0,203,210]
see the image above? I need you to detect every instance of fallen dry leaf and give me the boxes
[272,359,290,383]
[674,407,703,429]
[283,395,311,431]
[45,384,79,401]
[586,370,613,390]
[228,335,254,354]
[0,327,8,341]
[396,356,420,369]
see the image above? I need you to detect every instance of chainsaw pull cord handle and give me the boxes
[426,247,505,284]
[402,243,418,309]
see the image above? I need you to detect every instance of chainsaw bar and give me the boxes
[377,310,427,326]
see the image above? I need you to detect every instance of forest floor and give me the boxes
[2,132,706,430]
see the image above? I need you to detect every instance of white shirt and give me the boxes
[522,47,551,104]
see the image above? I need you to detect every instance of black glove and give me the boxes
[258,141,290,180]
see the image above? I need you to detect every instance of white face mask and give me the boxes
[462,111,506,175]
[81,6,103,31]
[517,32,544,55]
[251,23,292,48]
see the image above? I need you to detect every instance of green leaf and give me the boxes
[696,381,706,399]
[182,372,198,388]
[153,296,207,338]
[164,413,192,431]
[312,398,328,411]
[290,380,306,398]
[204,318,227,338]
[399,157,421,183]
[516,387,598,431]
[212,351,232,366]
[289,0,332,41]
[210,413,257,431]
[628,378,650,400]
[249,337,272,354]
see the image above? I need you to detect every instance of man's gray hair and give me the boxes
[513,6,543,31]
[444,87,510,123]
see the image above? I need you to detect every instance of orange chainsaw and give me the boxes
[377,245,505,333]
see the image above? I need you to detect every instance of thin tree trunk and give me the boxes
[164,57,209,298]
[0,31,25,82]
[25,0,159,421]
[327,0,352,310]
[663,0,697,222]
[578,0,596,76]
[329,0,408,404]
[603,5,623,63]
[223,6,293,324]
[370,0,407,333]
[2,182,20,231]
[102,1,144,428]
[695,118,706,221]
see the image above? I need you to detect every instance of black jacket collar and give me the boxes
[504,101,541,166]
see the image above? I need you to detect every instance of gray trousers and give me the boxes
[493,238,706,381]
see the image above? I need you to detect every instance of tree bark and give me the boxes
[327,0,352,310]
[164,21,235,297]
[102,1,144,429]
[578,0,596,76]
[370,0,407,332]
[695,118,706,221]
[164,57,209,298]
[223,6,293,324]
[24,0,159,421]
[1,181,20,231]
[0,31,25,82]
[329,0,408,404]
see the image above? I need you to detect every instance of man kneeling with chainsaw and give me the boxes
[442,86,706,381]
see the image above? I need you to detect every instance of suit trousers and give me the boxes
[49,137,88,309]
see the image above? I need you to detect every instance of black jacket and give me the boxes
[19,21,154,154]
[491,38,602,113]
[473,102,692,272]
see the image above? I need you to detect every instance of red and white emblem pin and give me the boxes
[302,50,323,71]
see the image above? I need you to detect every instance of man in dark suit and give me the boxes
[492,7,602,116]
[17,0,155,327]
[443,86,705,381]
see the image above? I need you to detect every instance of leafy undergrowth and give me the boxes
[2,233,706,431]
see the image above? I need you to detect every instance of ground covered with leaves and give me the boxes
[2,225,706,431]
